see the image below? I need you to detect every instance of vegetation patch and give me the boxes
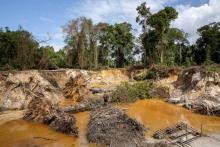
[111,82,154,103]
[150,85,170,98]
[205,65,220,72]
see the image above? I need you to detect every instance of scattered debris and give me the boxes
[153,122,201,146]
[89,88,112,94]
[24,97,78,137]
[134,67,180,81]
[169,67,220,116]
[63,74,90,102]
[0,71,63,110]
[191,96,220,116]
[0,69,133,110]
[168,97,182,104]
[86,105,147,147]
[62,98,104,113]
[150,86,170,99]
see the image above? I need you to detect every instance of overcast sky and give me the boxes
[1,0,219,51]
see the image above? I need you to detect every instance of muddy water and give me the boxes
[1,99,220,146]
[120,99,220,136]
[0,112,96,147]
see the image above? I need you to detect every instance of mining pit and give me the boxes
[0,68,220,147]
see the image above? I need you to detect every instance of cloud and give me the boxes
[67,0,173,24]
[173,0,220,43]
[66,0,175,39]
[60,0,220,47]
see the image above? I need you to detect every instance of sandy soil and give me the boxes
[0,110,25,125]
[190,134,220,147]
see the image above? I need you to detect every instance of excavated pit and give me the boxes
[1,68,220,146]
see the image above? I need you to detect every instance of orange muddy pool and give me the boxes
[1,99,220,147]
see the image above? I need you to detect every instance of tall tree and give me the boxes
[136,2,152,66]
[63,17,108,69]
[136,3,181,67]
[136,2,151,33]
[102,23,134,68]
[195,22,220,64]
[0,27,38,69]
[166,28,189,65]
[148,7,178,63]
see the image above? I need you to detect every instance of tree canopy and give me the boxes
[0,2,219,70]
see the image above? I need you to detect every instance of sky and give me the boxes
[1,0,219,51]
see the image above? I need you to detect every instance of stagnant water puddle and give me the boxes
[1,99,220,146]
[119,99,220,136]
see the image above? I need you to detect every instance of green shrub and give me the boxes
[111,82,154,103]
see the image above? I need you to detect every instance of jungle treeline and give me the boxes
[0,2,220,70]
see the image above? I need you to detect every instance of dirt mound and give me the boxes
[134,67,180,81]
[170,67,220,116]
[63,74,90,102]
[173,67,220,95]
[192,95,220,116]
[86,105,147,147]
[89,69,130,89]
[175,67,205,91]
[24,97,78,136]
[0,71,63,110]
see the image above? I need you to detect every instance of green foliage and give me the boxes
[33,46,67,69]
[205,65,220,72]
[63,17,109,69]
[136,2,151,32]
[112,82,154,103]
[194,22,220,65]
[136,3,191,67]
[0,27,68,70]
[0,27,38,69]
[1,3,220,70]
[101,23,134,68]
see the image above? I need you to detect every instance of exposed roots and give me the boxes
[63,74,90,102]
[24,97,78,136]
